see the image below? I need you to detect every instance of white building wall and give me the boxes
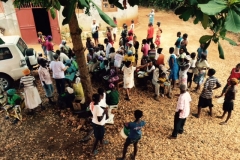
[0,1,20,36]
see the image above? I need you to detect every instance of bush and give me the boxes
[139,0,182,10]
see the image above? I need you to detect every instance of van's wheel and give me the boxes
[0,74,13,90]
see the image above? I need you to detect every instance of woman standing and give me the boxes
[106,26,114,45]
[193,54,210,91]
[168,47,179,89]
[86,37,95,50]
[20,69,43,114]
[147,9,155,24]
[90,94,109,155]
[113,17,117,42]
[46,35,54,61]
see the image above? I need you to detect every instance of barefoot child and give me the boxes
[117,110,146,160]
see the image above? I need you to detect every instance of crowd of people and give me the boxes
[0,11,239,159]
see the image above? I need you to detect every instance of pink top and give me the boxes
[141,43,149,57]
[46,41,54,51]
[176,92,191,119]
[38,66,52,85]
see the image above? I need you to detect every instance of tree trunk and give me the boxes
[69,12,93,104]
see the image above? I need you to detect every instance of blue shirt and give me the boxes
[127,121,146,139]
[176,37,183,48]
[197,47,208,59]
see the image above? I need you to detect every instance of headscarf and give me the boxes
[75,77,81,83]
[109,83,115,89]
[62,40,66,45]
[230,78,238,85]
[22,69,30,76]
[7,89,16,96]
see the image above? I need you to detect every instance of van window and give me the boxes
[17,38,27,56]
[0,48,13,60]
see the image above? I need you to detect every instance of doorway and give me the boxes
[32,8,52,37]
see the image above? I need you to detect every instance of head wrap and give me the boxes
[109,83,115,89]
[66,87,74,94]
[62,40,66,45]
[75,77,81,84]
[230,78,238,85]
[127,50,133,56]
[7,89,16,96]
[22,69,31,76]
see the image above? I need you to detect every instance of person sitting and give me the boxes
[106,83,119,106]
[73,77,85,104]
[158,72,167,97]
[123,50,135,65]
[156,48,164,66]
[87,48,99,72]
[3,89,22,124]
[59,40,71,57]
[86,37,95,50]
[142,60,155,90]
[106,62,119,84]
[58,87,75,110]
[148,43,156,61]
[56,49,69,63]
[65,59,77,86]
[109,47,116,63]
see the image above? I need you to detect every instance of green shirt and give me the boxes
[106,90,119,105]
[8,94,21,106]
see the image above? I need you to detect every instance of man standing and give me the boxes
[91,19,99,46]
[197,43,208,60]
[174,32,182,56]
[194,69,221,118]
[146,23,154,45]
[104,38,113,59]
[169,84,191,139]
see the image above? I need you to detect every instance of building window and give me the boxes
[0,2,4,13]
[102,0,117,12]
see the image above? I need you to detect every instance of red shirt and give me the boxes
[46,41,54,51]
[38,36,47,46]
[147,26,154,39]
[228,68,240,84]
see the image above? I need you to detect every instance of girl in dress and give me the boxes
[154,22,162,48]
[168,47,179,89]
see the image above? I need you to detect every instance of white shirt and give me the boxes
[114,54,123,68]
[147,65,155,73]
[91,23,98,33]
[130,24,134,30]
[59,52,69,63]
[106,43,113,58]
[152,68,159,82]
[90,104,106,126]
[99,93,107,108]
[176,92,192,119]
[49,61,65,79]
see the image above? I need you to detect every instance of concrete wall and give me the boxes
[0,1,20,36]
[59,0,138,31]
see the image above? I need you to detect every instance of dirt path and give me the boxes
[1,7,240,160]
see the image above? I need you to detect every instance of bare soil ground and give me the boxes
[1,7,240,160]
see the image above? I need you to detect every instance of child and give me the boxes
[158,72,167,97]
[109,47,116,63]
[218,78,238,125]
[98,88,107,108]
[117,110,146,160]
[114,48,124,68]
[179,55,190,87]
[113,17,117,42]
[156,48,164,66]
[130,20,134,33]
[187,52,197,88]
[154,22,162,48]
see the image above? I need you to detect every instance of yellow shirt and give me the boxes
[123,55,135,63]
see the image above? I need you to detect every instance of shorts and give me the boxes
[124,137,140,146]
[198,96,213,108]
[92,32,99,39]
[223,101,234,112]
[43,84,54,98]
[92,123,105,140]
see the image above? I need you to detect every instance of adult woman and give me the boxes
[147,9,155,24]
[168,47,179,89]
[193,54,210,91]
[90,94,109,155]
[113,17,118,42]
[46,35,54,61]
[20,69,43,114]
[38,32,47,57]
[86,37,95,50]
[106,26,114,45]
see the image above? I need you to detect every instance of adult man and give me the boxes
[169,84,191,139]
[146,23,154,44]
[91,19,99,45]
[56,49,69,63]
[104,38,113,59]
[194,69,221,118]
[174,32,182,56]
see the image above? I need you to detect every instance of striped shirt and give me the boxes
[200,76,221,99]
[20,76,35,87]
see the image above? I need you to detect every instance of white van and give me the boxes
[0,36,38,89]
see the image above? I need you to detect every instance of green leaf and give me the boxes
[179,8,194,21]
[223,37,238,46]
[189,0,198,5]
[198,1,227,15]
[225,9,240,33]
[49,7,56,19]
[214,0,227,5]
[219,27,227,37]
[218,42,224,59]
[175,6,188,15]
[62,1,76,25]
[204,39,211,50]
[53,1,61,10]
[199,35,213,43]
[201,13,209,29]
[77,0,90,9]
[193,9,203,24]
[91,1,116,27]
[232,4,240,16]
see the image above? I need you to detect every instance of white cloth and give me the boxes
[114,54,123,68]
[152,68,159,82]
[106,43,113,58]
[59,52,69,63]
[99,93,107,108]
[176,92,191,119]
[91,23,98,34]
[24,86,42,109]
[49,61,65,79]
[188,58,197,73]
[122,66,136,89]
[147,65,156,73]
[90,104,106,126]
[130,24,134,30]
[113,27,117,34]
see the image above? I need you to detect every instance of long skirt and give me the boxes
[24,86,42,109]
